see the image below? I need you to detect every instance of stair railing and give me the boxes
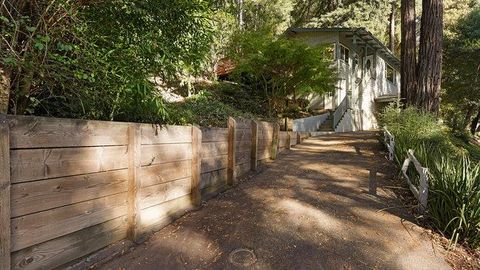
[333,95,350,129]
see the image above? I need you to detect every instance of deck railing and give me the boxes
[333,95,350,129]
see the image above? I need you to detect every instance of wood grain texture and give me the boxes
[271,123,280,160]
[227,117,236,186]
[251,120,258,171]
[140,160,192,188]
[289,132,298,146]
[7,115,128,149]
[11,216,127,270]
[141,124,191,145]
[235,151,251,165]
[235,140,251,152]
[0,115,10,270]
[201,142,228,158]
[234,118,252,129]
[141,143,191,166]
[201,127,228,142]
[140,195,193,232]
[11,193,127,252]
[191,126,201,207]
[127,124,142,241]
[201,156,228,173]
[200,169,227,190]
[11,146,129,183]
[11,169,128,217]
[139,177,191,210]
[235,128,252,142]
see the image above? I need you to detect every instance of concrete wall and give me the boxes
[293,113,330,132]
[334,109,358,133]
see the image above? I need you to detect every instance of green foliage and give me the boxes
[229,31,336,116]
[442,7,480,132]
[1,0,214,123]
[381,105,480,248]
[305,0,398,46]
[167,91,254,127]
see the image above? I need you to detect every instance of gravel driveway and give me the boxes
[98,132,451,270]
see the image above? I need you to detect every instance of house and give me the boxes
[288,28,400,132]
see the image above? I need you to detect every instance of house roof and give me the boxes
[287,27,400,69]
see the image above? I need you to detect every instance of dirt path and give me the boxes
[98,132,451,270]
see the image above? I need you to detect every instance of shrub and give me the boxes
[166,91,255,127]
[380,105,480,248]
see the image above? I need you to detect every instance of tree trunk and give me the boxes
[400,0,417,107]
[0,68,10,114]
[471,110,480,135]
[417,0,443,114]
[389,3,396,52]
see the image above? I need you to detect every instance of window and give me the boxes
[386,64,395,84]
[337,44,349,65]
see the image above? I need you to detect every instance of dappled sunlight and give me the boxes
[273,198,343,232]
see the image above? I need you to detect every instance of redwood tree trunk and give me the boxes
[417,0,443,114]
[389,3,396,52]
[400,0,417,107]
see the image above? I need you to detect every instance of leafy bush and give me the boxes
[380,105,480,248]
[167,92,255,127]
[228,31,336,116]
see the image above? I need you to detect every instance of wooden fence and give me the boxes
[0,114,310,270]
[383,127,428,212]
[401,149,429,212]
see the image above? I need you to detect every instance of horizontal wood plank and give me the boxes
[201,128,228,142]
[7,115,128,149]
[12,169,128,217]
[141,143,192,166]
[200,169,227,189]
[139,177,191,210]
[235,151,251,165]
[11,146,128,183]
[201,156,228,173]
[141,124,191,145]
[140,160,191,188]
[11,193,127,251]
[201,142,228,158]
[140,195,193,231]
[11,216,127,270]
[235,128,252,142]
[11,169,128,217]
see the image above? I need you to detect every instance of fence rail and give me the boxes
[333,95,349,129]
[383,128,395,161]
[401,149,429,212]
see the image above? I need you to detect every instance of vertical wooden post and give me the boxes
[250,120,258,171]
[271,123,280,160]
[0,115,10,270]
[191,126,202,207]
[227,117,236,186]
[127,124,142,242]
[286,132,291,150]
[297,132,301,144]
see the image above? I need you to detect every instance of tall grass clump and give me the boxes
[380,105,480,248]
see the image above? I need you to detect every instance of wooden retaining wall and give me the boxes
[0,115,310,270]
